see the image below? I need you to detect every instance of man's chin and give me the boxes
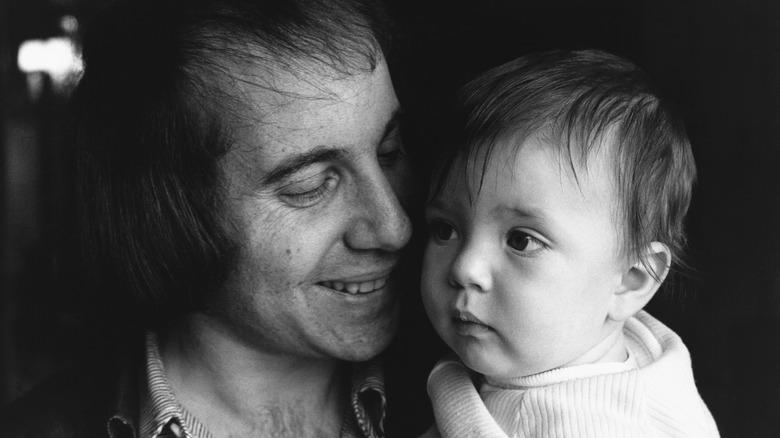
[335,320,398,362]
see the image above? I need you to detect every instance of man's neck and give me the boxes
[158,314,348,438]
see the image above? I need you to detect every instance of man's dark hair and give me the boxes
[73,0,395,327]
[432,49,696,279]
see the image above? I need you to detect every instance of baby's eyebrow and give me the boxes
[424,198,452,212]
[496,205,548,221]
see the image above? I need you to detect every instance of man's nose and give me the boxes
[448,239,493,292]
[344,172,412,252]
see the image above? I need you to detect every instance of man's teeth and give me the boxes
[320,277,388,294]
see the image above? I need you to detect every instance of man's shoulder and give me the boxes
[1,345,142,438]
[2,366,97,437]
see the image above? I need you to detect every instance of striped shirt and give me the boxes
[136,332,387,438]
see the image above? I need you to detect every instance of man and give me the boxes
[2,0,433,436]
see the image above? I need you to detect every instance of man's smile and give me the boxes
[319,276,389,294]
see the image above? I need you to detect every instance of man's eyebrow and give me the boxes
[261,147,345,185]
[261,109,401,186]
[381,109,403,141]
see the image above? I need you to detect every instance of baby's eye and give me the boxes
[506,229,545,253]
[429,219,459,242]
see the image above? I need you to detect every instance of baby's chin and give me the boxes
[454,349,536,380]
[459,330,630,381]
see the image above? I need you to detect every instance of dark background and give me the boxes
[1,0,778,436]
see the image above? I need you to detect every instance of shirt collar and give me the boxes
[135,332,387,438]
[105,337,144,438]
[344,360,387,438]
[106,365,139,438]
[140,332,212,438]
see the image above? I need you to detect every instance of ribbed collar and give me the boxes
[483,356,636,389]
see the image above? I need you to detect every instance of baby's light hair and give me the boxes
[432,49,696,280]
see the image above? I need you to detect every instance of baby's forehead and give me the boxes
[470,129,620,187]
[430,134,618,215]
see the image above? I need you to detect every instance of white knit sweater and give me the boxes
[424,311,719,438]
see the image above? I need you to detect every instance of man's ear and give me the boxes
[610,242,672,322]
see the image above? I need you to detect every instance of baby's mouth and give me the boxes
[319,277,388,295]
[453,310,491,329]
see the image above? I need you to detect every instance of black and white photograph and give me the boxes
[0,0,778,436]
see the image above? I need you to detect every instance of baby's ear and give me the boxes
[610,242,671,322]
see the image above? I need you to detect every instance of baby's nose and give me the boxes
[448,241,493,292]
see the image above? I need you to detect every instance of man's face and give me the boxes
[422,136,627,379]
[214,59,411,362]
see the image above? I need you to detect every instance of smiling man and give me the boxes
[1,0,422,437]
[215,61,409,366]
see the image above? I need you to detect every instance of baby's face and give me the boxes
[422,135,628,379]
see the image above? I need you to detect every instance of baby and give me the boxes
[421,50,719,437]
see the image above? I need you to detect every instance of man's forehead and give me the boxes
[214,42,377,98]
[221,56,386,125]
[217,57,398,187]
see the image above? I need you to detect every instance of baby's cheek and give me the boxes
[421,278,443,320]
[422,246,455,321]
[420,281,436,316]
[420,245,439,291]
